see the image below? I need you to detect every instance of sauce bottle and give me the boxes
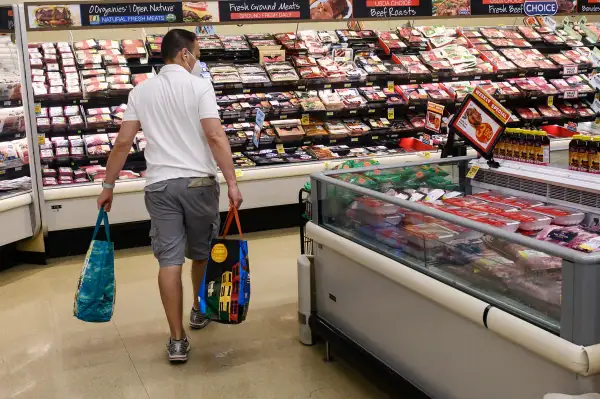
[504,131,514,160]
[589,136,600,174]
[540,130,550,166]
[519,130,528,162]
[496,132,506,159]
[526,130,536,163]
[569,134,582,171]
[580,136,591,172]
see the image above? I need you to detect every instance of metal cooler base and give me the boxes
[307,230,600,399]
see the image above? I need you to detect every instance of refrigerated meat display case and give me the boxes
[301,156,600,399]
[0,5,41,248]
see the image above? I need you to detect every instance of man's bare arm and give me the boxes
[202,117,242,207]
[202,118,236,186]
[104,120,141,184]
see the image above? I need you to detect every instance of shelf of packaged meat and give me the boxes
[41,149,463,232]
[28,25,600,188]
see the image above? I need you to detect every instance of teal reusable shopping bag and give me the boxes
[73,209,116,323]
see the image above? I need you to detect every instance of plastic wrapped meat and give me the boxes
[351,197,399,216]
[482,235,562,277]
[537,225,600,253]
[531,206,585,226]
[346,208,402,228]
[471,253,524,282]
[506,276,561,310]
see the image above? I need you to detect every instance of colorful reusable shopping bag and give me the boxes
[199,207,250,324]
[73,209,115,322]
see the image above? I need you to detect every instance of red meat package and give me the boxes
[530,205,585,225]
[351,197,399,216]
[132,73,154,86]
[516,107,542,120]
[482,235,562,277]
[537,225,600,253]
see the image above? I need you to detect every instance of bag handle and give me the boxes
[221,206,243,239]
[92,209,111,242]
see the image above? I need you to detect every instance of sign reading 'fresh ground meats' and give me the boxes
[218,0,310,21]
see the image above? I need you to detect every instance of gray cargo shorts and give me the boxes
[144,177,220,267]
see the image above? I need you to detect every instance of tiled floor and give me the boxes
[0,229,387,399]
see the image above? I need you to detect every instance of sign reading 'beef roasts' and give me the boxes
[352,0,433,18]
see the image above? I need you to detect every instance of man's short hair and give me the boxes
[161,29,197,61]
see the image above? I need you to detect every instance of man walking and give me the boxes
[97,29,242,363]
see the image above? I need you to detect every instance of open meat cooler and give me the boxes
[300,155,600,398]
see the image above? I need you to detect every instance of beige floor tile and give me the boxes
[0,229,387,399]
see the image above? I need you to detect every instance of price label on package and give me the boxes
[563,65,578,76]
[564,90,578,99]
[466,165,480,179]
[37,134,45,145]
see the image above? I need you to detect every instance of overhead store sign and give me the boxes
[470,0,523,15]
[21,0,591,30]
[218,0,310,22]
[523,0,558,16]
[353,0,434,18]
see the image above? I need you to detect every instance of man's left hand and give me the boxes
[97,188,114,212]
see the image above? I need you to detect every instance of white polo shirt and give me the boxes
[123,64,220,186]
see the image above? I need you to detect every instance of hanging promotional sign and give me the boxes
[253,109,265,148]
[425,101,444,133]
[450,87,511,158]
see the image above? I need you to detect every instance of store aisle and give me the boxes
[0,229,387,399]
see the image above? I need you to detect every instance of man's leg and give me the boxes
[159,265,185,340]
[181,178,220,329]
[145,179,190,362]
[191,259,208,311]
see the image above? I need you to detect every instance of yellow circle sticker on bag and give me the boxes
[211,244,228,263]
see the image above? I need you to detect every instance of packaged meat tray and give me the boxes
[404,223,456,249]
[481,235,562,277]
[499,211,552,231]
[531,206,585,226]
[467,215,521,232]
[537,225,600,253]
[464,201,518,215]
[351,196,399,216]
[376,228,409,249]
[505,276,561,315]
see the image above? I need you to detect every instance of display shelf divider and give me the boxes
[13,4,43,238]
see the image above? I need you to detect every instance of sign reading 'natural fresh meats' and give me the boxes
[218,0,310,21]
[80,2,183,26]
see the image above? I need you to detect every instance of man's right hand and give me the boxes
[228,184,243,209]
